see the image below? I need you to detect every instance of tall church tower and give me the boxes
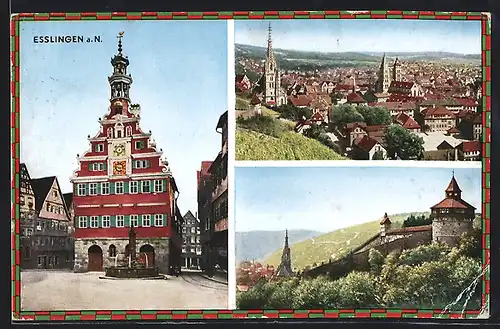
[275,229,294,277]
[392,57,402,82]
[264,23,278,104]
[376,53,392,93]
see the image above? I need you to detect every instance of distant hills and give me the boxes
[235,229,323,263]
[235,43,481,70]
[261,212,430,270]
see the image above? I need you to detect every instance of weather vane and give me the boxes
[117,31,124,41]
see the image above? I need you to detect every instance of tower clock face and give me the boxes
[113,144,125,156]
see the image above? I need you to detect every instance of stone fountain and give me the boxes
[100,224,164,280]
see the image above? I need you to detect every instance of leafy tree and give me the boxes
[458,228,482,259]
[402,214,432,228]
[275,104,312,121]
[330,104,364,128]
[330,92,344,105]
[383,125,425,160]
[336,272,378,308]
[372,150,385,160]
[356,106,392,126]
[368,249,385,275]
[294,277,341,309]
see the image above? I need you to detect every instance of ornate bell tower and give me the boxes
[108,32,133,116]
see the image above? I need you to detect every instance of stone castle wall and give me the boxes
[74,237,170,274]
[432,218,473,246]
[304,230,432,279]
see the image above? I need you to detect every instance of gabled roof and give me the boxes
[289,95,312,107]
[310,112,324,122]
[63,193,73,208]
[446,176,461,193]
[347,92,366,103]
[250,94,261,105]
[183,210,198,222]
[30,176,57,212]
[353,135,378,152]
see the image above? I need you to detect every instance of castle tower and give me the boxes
[392,57,402,82]
[430,173,476,246]
[70,32,182,274]
[275,229,294,277]
[379,212,392,239]
[375,53,392,93]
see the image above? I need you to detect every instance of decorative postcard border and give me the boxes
[10,10,491,321]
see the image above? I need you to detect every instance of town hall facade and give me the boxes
[71,33,182,274]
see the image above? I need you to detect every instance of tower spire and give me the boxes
[284,228,289,248]
[267,23,273,57]
[109,31,133,106]
[117,31,124,55]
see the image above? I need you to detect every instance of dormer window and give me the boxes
[107,128,113,138]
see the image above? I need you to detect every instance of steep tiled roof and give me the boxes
[347,92,367,103]
[380,213,391,225]
[289,95,312,107]
[455,97,478,107]
[353,135,378,152]
[30,176,56,212]
[63,193,73,208]
[431,198,474,210]
[460,140,481,153]
[422,106,455,118]
[250,94,261,105]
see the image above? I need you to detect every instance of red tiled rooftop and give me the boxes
[347,92,367,103]
[460,140,481,153]
[353,135,378,152]
[431,198,473,209]
[289,95,313,107]
[422,106,455,118]
[388,225,432,234]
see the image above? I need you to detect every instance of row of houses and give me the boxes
[19,163,74,269]
[197,111,229,277]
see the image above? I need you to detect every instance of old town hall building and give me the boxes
[71,33,182,274]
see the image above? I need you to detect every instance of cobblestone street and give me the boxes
[21,270,228,311]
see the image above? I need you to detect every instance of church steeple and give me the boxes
[109,31,133,106]
[275,229,293,278]
[267,23,273,59]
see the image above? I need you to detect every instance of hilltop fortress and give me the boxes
[302,174,476,279]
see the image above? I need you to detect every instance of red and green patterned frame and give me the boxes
[10,10,491,321]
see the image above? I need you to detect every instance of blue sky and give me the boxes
[235,166,482,232]
[235,19,481,54]
[19,20,228,214]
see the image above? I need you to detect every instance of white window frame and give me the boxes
[115,182,124,194]
[190,247,195,253]
[141,181,150,193]
[96,144,104,152]
[135,160,149,169]
[101,182,110,195]
[191,227,196,234]
[116,215,125,227]
[102,215,110,228]
[142,215,151,227]
[129,181,138,194]
[90,216,99,228]
[154,180,163,193]
[78,216,87,228]
[190,236,195,244]
[181,247,186,253]
[89,183,98,196]
[154,214,163,227]
[77,184,86,196]
[130,215,139,227]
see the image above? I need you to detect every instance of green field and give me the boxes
[236,96,250,110]
[262,212,430,270]
[236,129,345,161]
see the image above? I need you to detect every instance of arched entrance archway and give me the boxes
[124,244,130,257]
[88,245,103,271]
[108,244,117,257]
[139,244,155,267]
